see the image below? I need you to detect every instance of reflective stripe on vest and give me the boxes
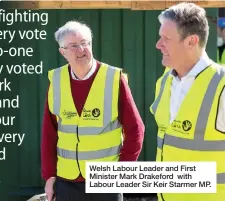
[155,70,225,184]
[57,144,121,160]
[51,66,122,160]
[151,71,170,115]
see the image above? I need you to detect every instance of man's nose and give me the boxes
[76,45,84,52]
[156,39,162,50]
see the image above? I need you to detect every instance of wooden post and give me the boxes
[4,1,225,10]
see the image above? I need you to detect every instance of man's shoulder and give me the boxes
[49,64,69,73]
[97,61,128,83]
[98,61,122,72]
[48,64,69,80]
[156,67,171,82]
[209,62,225,76]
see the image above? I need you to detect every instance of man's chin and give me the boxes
[76,59,89,66]
[162,58,172,67]
[162,61,169,67]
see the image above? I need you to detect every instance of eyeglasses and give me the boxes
[61,41,91,50]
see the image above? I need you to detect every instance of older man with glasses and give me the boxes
[41,20,145,201]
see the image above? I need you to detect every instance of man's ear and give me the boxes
[59,48,63,55]
[188,35,199,47]
[59,48,66,59]
[184,34,199,49]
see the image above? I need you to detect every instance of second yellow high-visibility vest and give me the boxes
[48,63,123,180]
[217,48,225,66]
[150,63,225,201]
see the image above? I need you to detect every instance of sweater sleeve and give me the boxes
[118,74,145,161]
[41,88,58,181]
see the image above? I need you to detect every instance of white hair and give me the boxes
[54,20,93,47]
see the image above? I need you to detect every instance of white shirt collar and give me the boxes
[170,52,213,81]
[70,59,97,80]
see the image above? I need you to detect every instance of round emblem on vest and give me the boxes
[182,120,192,131]
[92,108,100,117]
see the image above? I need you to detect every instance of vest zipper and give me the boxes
[160,134,165,201]
[76,126,82,176]
[161,135,165,161]
[160,193,165,201]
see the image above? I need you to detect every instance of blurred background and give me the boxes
[217,9,225,65]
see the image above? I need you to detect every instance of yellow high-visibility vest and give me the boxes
[217,49,220,64]
[218,48,225,67]
[150,63,225,201]
[222,50,225,65]
[48,63,123,180]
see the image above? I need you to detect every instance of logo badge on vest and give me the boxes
[63,110,77,119]
[83,108,92,118]
[171,120,192,134]
[92,108,100,118]
[83,108,101,120]
[182,120,192,131]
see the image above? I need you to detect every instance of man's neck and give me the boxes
[71,60,93,80]
[175,51,204,79]
[176,59,199,78]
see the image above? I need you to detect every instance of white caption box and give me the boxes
[85,162,217,193]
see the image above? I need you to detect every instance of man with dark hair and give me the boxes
[150,3,225,201]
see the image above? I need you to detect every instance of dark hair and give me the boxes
[158,2,209,48]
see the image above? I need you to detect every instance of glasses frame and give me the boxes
[61,41,91,50]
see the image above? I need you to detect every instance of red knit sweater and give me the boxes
[41,61,145,182]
